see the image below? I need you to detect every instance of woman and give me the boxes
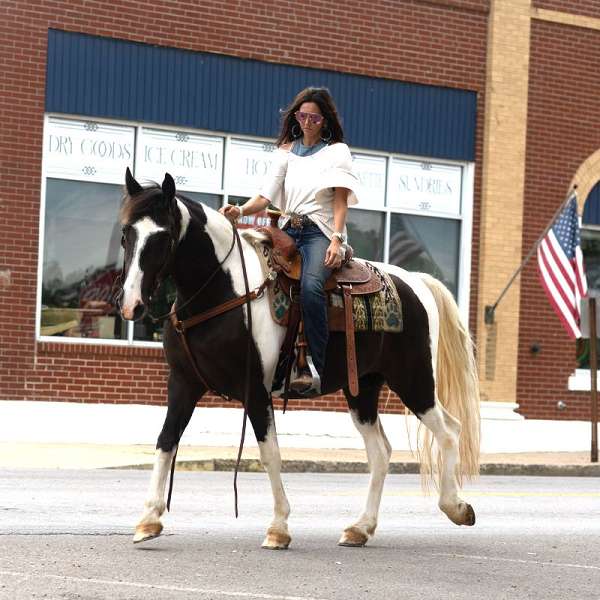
[220,87,360,394]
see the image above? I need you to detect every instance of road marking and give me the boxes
[0,570,330,600]
[432,553,600,571]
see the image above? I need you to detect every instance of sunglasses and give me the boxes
[294,111,324,125]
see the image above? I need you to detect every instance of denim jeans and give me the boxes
[285,222,332,377]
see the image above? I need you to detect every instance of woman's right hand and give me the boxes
[219,204,242,222]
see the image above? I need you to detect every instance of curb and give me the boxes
[479,463,600,477]
[114,459,600,477]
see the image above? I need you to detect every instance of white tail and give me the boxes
[416,273,480,486]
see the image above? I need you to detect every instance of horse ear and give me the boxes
[125,167,143,196]
[162,173,176,204]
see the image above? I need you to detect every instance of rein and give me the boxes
[165,221,272,517]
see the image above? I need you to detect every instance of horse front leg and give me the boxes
[133,373,204,543]
[247,401,291,550]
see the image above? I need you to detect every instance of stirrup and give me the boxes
[290,356,321,396]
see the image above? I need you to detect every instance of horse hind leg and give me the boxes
[133,374,203,544]
[419,401,475,526]
[338,373,391,547]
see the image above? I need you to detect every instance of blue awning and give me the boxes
[46,29,477,161]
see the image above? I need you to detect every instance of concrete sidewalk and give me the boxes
[1,442,599,476]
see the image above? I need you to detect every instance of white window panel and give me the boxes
[225,138,279,198]
[351,152,386,209]
[44,117,134,184]
[387,158,462,217]
[136,128,224,193]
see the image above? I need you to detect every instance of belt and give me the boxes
[287,213,312,229]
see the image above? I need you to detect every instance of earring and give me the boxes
[321,127,332,143]
[291,124,301,138]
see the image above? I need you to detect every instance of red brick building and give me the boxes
[2,0,600,427]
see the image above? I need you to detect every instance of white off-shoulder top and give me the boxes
[259,142,361,240]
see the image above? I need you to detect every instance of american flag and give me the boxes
[537,194,587,339]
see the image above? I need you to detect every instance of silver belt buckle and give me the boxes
[290,214,304,228]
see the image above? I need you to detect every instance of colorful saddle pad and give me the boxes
[254,243,402,333]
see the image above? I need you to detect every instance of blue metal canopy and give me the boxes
[46,29,477,161]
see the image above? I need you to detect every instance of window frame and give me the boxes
[37,113,475,347]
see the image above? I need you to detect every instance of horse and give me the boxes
[118,167,480,549]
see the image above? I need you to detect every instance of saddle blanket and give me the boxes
[254,243,403,333]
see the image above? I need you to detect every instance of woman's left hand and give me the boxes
[324,239,344,269]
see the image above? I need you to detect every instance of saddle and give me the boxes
[256,226,383,398]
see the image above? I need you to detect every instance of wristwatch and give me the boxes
[332,231,347,244]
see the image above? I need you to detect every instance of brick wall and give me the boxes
[517,18,600,420]
[0,0,487,413]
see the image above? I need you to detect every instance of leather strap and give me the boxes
[342,284,359,397]
[171,279,271,333]
[281,295,302,413]
[232,227,254,519]
[170,312,214,393]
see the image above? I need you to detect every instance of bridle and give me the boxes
[146,222,238,324]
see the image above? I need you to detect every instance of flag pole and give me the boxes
[590,297,599,463]
[484,186,578,325]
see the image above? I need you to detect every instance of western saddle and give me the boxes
[255,226,382,399]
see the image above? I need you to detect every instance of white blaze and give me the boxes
[121,217,165,319]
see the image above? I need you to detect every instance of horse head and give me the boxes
[118,167,182,321]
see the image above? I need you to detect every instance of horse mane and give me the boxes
[119,182,164,226]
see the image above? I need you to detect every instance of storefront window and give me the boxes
[346,209,385,262]
[41,179,126,339]
[389,213,460,297]
[39,117,472,345]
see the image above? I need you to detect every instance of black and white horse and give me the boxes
[119,169,480,548]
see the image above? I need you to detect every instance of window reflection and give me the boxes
[346,209,385,262]
[389,213,460,297]
[42,179,126,339]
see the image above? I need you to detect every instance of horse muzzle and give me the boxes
[121,299,147,321]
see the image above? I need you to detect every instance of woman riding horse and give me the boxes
[220,87,360,395]
[118,117,479,549]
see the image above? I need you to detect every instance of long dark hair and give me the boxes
[275,87,344,147]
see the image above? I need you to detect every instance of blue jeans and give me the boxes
[285,222,332,377]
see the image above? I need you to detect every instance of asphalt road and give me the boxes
[0,469,599,600]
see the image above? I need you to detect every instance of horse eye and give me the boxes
[121,225,131,247]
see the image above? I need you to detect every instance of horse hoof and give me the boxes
[463,503,476,526]
[133,522,163,544]
[338,526,368,547]
[261,527,291,550]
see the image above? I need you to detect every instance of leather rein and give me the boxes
[159,221,273,517]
